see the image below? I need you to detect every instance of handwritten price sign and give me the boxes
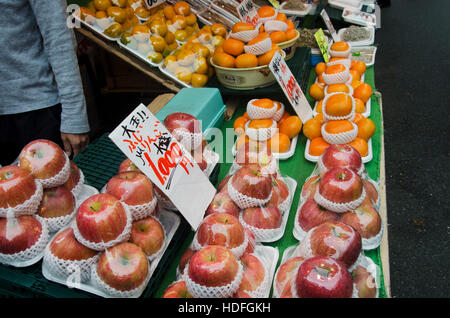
[269,51,313,123]
[109,104,216,230]
[143,0,166,10]
[320,9,339,42]
[314,28,330,63]
[236,0,260,26]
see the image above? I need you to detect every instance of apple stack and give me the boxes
[295,144,383,251]
[274,220,379,298]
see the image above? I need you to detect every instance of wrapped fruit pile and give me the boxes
[233,98,302,154]
[304,41,376,159]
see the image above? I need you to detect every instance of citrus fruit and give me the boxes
[351,60,366,76]
[349,69,361,82]
[286,29,297,40]
[235,53,258,68]
[258,48,279,66]
[267,133,291,153]
[353,83,372,104]
[303,118,322,140]
[314,112,324,125]
[324,93,353,117]
[276,12,287,22]
[257,6,276,18]
[354,98,365,113]
[163,4,176,20]
[135,7,151,19]
[277,111,291,126]
[348,137,369,157]
[316,99,324,113]
[270,31,288,44]
[185,13,197,26]
[223,38,245,56]
[309,83,325,101]
[94,0,111,11]
[106,6,127,23]
[353,113,364,124]
[351,80,363,90]
[174,1,191,16]
[279,116,302,139]
[211,23,227,37]
[286,20,295,31]
[315,62,326,76]
[231,22,255,33]
[356,117,376,141]
[309,137,330,156]
[213,52,235,68]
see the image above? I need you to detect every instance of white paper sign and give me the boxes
[269,51,313,123]
[320,9,339,42]
[236,0,260,26]
[109,104,216,231]
[143,0,166,10]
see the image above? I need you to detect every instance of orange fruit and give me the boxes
[317,74,326,85]
[353,83,372,103]
[174,1,191,16]
[351,60,367,76]
[257,6,276,18]
[279,116,302,139]
[211,23,227,37]
[349,69,361,82]
[234,116,249,135]
[286,20,295,31]
[258,48,278,66]
[191,73,209,87]
[330,57,346,62]
[185,13,197,26]
[330,41,350,52]
[235,134,249,149]
[351,80,363,90]
[309,83,325,101]
[252,98,274,109]
[235,53,258,68]
[277,111,291,126]
[276,12,287,22]
[243,112,250,120]
[131,24,150,36]
[316,99,324,113]
[315,62,326,76]
[324,120,354,134]
[214,45,225,55]
[325,64,346,75]
[324,93,353,117]
[106,6,127,23]
[223,38,245,56]
[163,5,176,20]
[326,83,350,94]
[232,22,255,33]
[314,112,324,125]
[172,14,187,29]
[286,29,297,40]
[354,98,365,113]
[247,34,269,46]
[94,0,111,11]
[213,52,235,68]
[248,119,275,129]
[267,133,291,153]
[348,137,369,157]
[309,137,330,156]
[79,7,96,21]
[270,31,288,44]
[353,113,364,124]
[134,7,151,19]
[356,117,376,140]
[95,10,108,19]
[303,118,322,140]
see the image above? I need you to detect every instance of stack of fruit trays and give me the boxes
[303,41,376,163]
[232,98,303,159]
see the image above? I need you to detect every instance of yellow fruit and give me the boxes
[191,73,209,87]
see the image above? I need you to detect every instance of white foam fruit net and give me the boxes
[123,196,158,222]
[191,230,249,260]
[239,212,283,242]
[227,179,272,210]
[321,122,358,145]
[0,179,43,218]
[244,37,272,56]
[245,121,277,142]
[37,154,71,188]
[314,187,367,213]
[246,99,278,120]
[36,209,77,234]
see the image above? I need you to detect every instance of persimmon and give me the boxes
[324,93,353,117]
[257,6,276,18]
[356,117,376,141]
[309,83,325,101]
[258,48,279,66]
[315,62,326,76]
[252,98,274,109]
[248,119,275,129]
[279,116,302,139]
[354,98,366,113]
[353,83,372,103]
[270,31,288,44]
[324,120,354,134]
[351,60,367,76]
[213,52,235,68]
[267,133,291,153]
[348,137,369,157]
[223,38,245,56]
[326,84,350,94]
[277,111,291,126]
[303,118,322,140]
[309,137,330,156]
[235,53,258,68]
[330,41,350,52]
[325,64,346,75]
[232,22,255,33]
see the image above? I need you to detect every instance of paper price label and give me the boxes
[236,0,260,26]
[267,0,280,9]
[109,104,216,230]
[314,28,330,63]
[143,0,166,10]
[320,9,339,42]
[269,51,313,123]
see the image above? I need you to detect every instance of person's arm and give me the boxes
[29,0,90,157]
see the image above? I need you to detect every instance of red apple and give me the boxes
[49,227,97,260]
[106,172,154,206]
[301,175,320,200]
[295,256,353,298]
[340,202,381,239]
[363,179,379,204]
[235,141,273,167]
[163,112,202,135]
[297,198,340,232]
[0,165,37,209]
[187,245,240,287]
[217,175,232,193]
[75,193,129,244]
[62,161,82,193]
[37,186,76,218]
[316,167,363,204]
[163,280,193,298]
[196,213,245,249]
[205,192,240,219]
[275,256,305,296]
[233,290,251,298]
[230,164,273,200]
[19,139,67,180]
[308,221,362,267]
[196,156,208,171]
[97,242,148,291]
[238,253,265,292]
[129,216,165,256]
[118,158,141,174]
[319,144,362,174]
[242,205,282,230]
[178,247,197,275]
[243,228,256,255]
[0,216,42,254]
[280,278,294,298]
[352,265,377,298]
[269,178,289,207]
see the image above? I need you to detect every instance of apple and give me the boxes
[275,256,305,297]
[307,221,362,268]
[187,245,240,287]
[0,165,37,209]
[106,172,154,206]
[297,198,340,232]
[19,139,67,181]
[196,212,245,249]
[217,175,232,194]
[178,247,197,275]
[75,193,129,245]
[301,175,320,200]
[96,242,148,291]
[235,141,273,167]
[0,216,42,254]
[238,253,265,292]
[363,179,379,204]
[340,202,381,239]
[242,205,282,230]
[280,277,294,298]
[352,265,377,298]
[129,216,165,256]
[294,256,353,298]
[316,167,363,204]
[49,227,97,260]
[37,186,76,219]
[319,144,362,174]
[233,290,251,298]
[62,161,82,193]
[268,178,289,208]
[163,280,193,298]
[243,228,256,255]
[163,112,202,135]
[230,164,273,201]
[118,158,141,174]
[205,192,240,219]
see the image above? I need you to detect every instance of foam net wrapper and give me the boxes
[293,201,312,242]
[322,92,356,121]
[239,212,283,242]
[122,196,158,222]
[172,129,204,153]
[37,154,71,188]
[246,99,278,120]
[317,156,365,176]
[43,242,99,283]
[325,83,354,96]
[349,253,380,298]
[258,12,278,23]
[0,217,49,267]
[264,20,287,33]
[145,215,167,262]
[72,203,133,251]
[229,28,259,43]
[322,122,358,145]
[329,44,352,58]
[36,209,77,234]
[70,169,86,199]
[227,179,272,210]
[0,179,43,218]
[314,187,367,213]
[244,37,272,56]
[326,58,352,69]
[272,102,285,122]
[191,231,250,260]
[322,66,350,85]
[361,219,384,251]
[245,121,277,142]
[243,253,271,298]
[278,192,292,215]
[184,261,244,298]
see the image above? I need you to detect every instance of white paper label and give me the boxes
[143,0,166,10]
[236,0,260,26]
[320,9,339,42]
[269,51,313,123]
[109,104,216,230]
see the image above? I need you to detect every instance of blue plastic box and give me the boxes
[156,88,226,134]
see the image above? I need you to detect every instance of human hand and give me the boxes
[61,132,90,158]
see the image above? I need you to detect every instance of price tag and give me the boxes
[236,0,260,26]
[314,28,330,63]
[269,51,313,123]
[143,0,166,10]
[320,9,339,42]
[267,0,280,9]
[109,104,216,231]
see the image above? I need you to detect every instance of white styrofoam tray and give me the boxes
[278,2,315,17]
[117,40,163,68]
[305,137,373,164]
[351,46,377,66]
[328,0,363,11]
[342,9,377,27]
[337,26,375,47]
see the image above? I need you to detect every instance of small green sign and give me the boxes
[268,0,280,9]
[314,28,330,63]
